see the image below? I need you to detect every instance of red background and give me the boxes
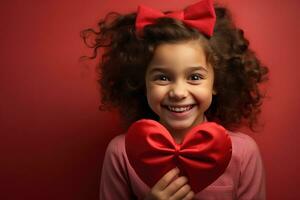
[1,0,299,199]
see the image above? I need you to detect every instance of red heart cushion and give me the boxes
[125,119,232,193]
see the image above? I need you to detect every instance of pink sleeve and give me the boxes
[99,135,134,200]
[237,136,266,200]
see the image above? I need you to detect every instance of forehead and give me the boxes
[149,40,208,69]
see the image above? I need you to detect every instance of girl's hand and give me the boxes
[144,168,195,200]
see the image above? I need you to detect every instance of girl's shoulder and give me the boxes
[108,134,126,146]
[227,131,258,146]
[105,134,126,157]
[227,130,262,158]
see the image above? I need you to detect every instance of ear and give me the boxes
[212,88,217,95]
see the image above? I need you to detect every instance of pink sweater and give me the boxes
[100,131,266,200]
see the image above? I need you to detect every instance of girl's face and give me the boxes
[145,40,215,141]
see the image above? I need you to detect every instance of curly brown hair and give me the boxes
[80,5,268,131]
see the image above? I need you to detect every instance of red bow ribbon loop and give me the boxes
[135,0,216,37]
[125,119,232,193]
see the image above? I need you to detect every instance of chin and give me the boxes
[165,120,195,132]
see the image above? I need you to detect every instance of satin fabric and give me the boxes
[125,119,232,193]
[135,0,216,37]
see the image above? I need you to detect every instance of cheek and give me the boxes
[194,88,213,106]
[204,93,213,109]
[146,85,167,109]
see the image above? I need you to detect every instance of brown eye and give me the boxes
[189,73,203,81]
[154,74,170,81]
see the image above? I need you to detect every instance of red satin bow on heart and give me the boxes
[135,0,216,37]
[125,119,232,193]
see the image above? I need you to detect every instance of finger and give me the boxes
[169,184,191,200]
[153,167,180,191]
[182,190,195,200]
[163,176,188,197]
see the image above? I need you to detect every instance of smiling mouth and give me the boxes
[163,105,195,113]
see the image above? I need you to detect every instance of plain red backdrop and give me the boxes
[1,0,299,199]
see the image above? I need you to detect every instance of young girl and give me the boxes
[81,0,268,199]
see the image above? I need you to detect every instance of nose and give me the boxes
[168,81,188,100]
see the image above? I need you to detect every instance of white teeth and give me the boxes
[167,105,193,113]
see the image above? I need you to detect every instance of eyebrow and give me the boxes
[186,66,208,73]
[148,65,208,74]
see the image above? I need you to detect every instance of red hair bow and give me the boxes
[125,119,232,193]
[135,0,216,37]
